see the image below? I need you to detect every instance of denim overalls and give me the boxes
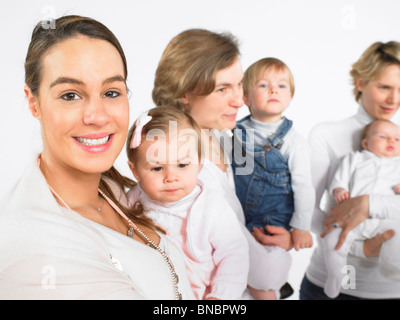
[232,116,294,234]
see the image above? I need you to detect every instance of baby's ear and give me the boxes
[128,161,140,181]
[361,139,368,150]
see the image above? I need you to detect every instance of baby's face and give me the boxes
[131,128,201,202]
[363,121,400,158]
[244,67,293,123]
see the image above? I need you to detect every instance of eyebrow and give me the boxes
[215,82,232,87]
[375,81,392,87]
[50,77,83,88]
[215,81,243,88]
[49,75,126,88]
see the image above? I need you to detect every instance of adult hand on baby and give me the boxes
[321,194,369,250]
[252,225,293,251]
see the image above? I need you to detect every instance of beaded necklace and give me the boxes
[46,183,182,300]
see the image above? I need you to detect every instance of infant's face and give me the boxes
[364,121,400,158]
[131,129,201,202]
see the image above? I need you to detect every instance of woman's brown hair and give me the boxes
[152,28,240,112]
[25,15,159,231]
[25,15,128,96]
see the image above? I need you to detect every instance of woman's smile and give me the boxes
[73,133,114,153]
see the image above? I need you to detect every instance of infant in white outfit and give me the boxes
[324,119,400,298]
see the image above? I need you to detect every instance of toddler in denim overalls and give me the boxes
[233,115,295,232]
[232,58,315,253]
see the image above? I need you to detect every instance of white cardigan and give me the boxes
[128,182,249,300]
[0,155,195,300]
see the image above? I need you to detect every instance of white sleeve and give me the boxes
[286,133,315,231]
[244,224,291,292]
[328,152,354,195]
[206,201,249,300]
[308,124,334,234]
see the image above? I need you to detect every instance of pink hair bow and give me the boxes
[130,111,152,149]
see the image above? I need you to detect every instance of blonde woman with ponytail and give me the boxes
[301,41,400,300]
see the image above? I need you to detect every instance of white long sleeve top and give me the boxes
[0,155,195,300]
[329,150,400,198]
[306,105,400,299]
[127,181,249,300]
[198,130,292,293]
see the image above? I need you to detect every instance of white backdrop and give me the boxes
[1,0,399,300]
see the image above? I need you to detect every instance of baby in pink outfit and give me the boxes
[126,107,249,300]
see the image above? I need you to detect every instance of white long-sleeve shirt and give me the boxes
[329,150,400,199]
[0,155,195,300]
[198,130,292,294]
[128,181,249,300]
[306,105,400,299]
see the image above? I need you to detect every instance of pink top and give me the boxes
[128,181,249,300]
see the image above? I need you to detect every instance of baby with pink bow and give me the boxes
[125,107,249,300]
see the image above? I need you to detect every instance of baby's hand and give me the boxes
[394,184,400,194]
[333,188,350,204]
[291,228,313,251]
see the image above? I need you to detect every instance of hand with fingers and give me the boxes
[320,194,369,250]
[252,225,293,251]
[332,187,350,204]
[292,228,313,251]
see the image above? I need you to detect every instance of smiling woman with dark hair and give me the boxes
[0,15,195,300]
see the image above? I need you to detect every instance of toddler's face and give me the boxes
[130,127,201,202]
[363,121,400,158]
[244,67,293,123]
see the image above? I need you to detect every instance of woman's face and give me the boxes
[26,35,129,175]
[358,64,400,121]
[184,58,244,131]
